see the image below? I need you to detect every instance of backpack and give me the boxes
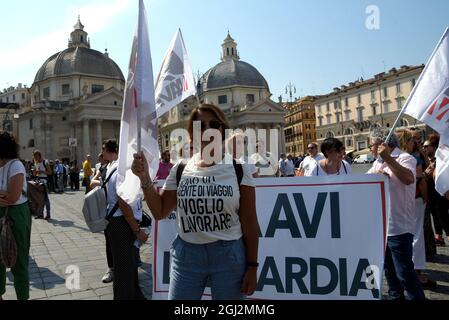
[0,207,17,268]
[26,180,46,216]
[0,162,20,268]
[82,168,118,233]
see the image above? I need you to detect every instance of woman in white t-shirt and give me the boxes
[0,131,32,301]
[132,104,260,300]
[305,138,352,176]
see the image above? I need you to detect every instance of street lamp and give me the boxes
[285,82,297,104]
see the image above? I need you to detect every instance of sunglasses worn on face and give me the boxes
[201,120,222,131]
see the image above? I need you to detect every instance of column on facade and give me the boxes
[83,119,91,157]
[45,114,52,160]
[96,119,103,155]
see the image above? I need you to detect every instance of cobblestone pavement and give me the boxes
[3,185,449,300]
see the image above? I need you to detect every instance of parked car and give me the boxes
[353,154,374,164]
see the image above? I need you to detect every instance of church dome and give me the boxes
[202,59,269,90]
[34,16,124,83]
[34,47,125,83]
[200,32,269,91]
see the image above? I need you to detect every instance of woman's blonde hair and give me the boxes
[187,104,230,142]
[396,129,413,152]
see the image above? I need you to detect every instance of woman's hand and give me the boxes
[135,229,149,244]
[0,193,11,206]
[132,152,150,182]
[241,268,257,296]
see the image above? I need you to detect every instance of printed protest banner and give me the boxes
[152,174,389,300]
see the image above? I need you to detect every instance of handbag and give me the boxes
[0,208,18,268]
[82,168,118,233]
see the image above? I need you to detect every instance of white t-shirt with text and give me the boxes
[163,154,255,244]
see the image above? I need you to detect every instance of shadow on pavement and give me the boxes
[7,258,66,291]
[48,219,90,232]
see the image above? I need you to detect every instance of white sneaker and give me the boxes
[102,269,113,283]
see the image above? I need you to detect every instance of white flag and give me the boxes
[155,28,196,118]
[403,28,449,142]
[116,0,159,206]
[435,142,449,196]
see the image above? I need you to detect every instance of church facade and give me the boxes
[17,17,125,161]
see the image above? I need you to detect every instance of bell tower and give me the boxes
[221,31,239,61]
[68,16,90,48]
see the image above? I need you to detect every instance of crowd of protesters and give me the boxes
[2,100,449,301]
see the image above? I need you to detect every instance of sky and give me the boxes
[1,0,449,100]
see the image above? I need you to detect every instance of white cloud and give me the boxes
[0,0,133,72]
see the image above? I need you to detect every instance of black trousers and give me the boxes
[105,229,113,269]
[106,216,146,300]
[430,196,449,236]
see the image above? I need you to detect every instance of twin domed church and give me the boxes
[17,17,285,161]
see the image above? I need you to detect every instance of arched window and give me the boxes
[344,128,354,136]
[326,131,335,138]
[400,118,409,127]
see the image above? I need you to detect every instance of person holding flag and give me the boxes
[132,104,260,300]
[367,128,425,300]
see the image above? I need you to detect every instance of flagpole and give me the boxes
[385,27,449,143]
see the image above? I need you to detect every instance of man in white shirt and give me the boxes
[367,129,425,300]
[250,140,279,177]
[298,143,324,176]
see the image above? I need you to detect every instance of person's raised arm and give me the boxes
[239,185,259,296]
[90,170,102,189]
[132,152,177,220]
[379,143,415,185]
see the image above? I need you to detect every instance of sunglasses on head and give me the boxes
[201,120,222,131]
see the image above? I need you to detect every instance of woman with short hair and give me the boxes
[305,138,352,176]
[0,131,32,300]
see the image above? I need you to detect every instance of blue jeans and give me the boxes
[384,233,425,300]
[168,236,247,300]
